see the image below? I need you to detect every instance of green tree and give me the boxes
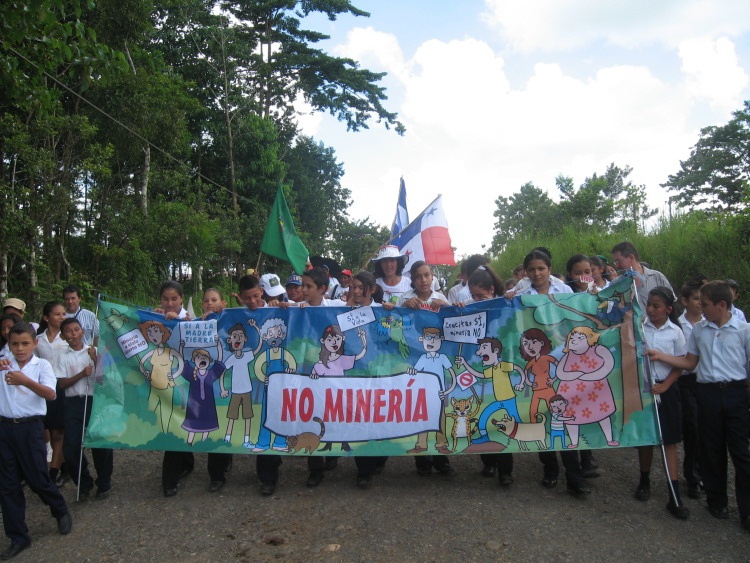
[491,182,560,253]
[664,101,750,213]
[285,136,349,255]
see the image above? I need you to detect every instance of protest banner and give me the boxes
[86,276,659,456]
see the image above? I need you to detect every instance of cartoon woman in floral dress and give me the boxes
[556,326,619,447]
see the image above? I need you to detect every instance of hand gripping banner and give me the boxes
[85,276,659,456]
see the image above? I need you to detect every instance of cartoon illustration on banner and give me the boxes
[86,276,659,456]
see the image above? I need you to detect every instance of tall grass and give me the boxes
[490,213,750,310]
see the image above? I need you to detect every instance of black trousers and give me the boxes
[63,396,113,492]
[354,456,388,477]
[679,373,701,485]
[162,451,195,489]
[538,450,584,486]
[0,419,69,545]
[414,454,450,470]
[208,453,232,482]
[163,450,232,487]
[696,381,750,518]
[257,454,281,483]
[480,453,514,474]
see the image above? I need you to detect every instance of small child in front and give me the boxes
[648,280,750,531]
[0,322,72,560]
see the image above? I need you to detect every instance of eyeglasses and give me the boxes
[612,256,629,266]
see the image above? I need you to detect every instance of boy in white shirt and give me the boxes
[0,322,72,559]
[58,317,113,500]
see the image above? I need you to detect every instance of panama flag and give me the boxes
[392,195,456,266]
[390,177,409,237]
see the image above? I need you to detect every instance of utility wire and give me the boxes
[8,45,255,205]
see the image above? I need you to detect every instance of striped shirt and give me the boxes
[66,307,99,346]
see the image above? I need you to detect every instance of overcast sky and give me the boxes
[297,0,750,258]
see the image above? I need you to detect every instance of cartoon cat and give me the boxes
[447,394,481,452]
[286,417,326,454]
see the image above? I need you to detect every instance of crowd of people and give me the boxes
[1,241,749,559]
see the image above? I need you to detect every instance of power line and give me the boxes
[8,46,255,205]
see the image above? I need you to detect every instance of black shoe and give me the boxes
[687,482,700,499]
[260,481,276,496]
[57,512,73,535]
[434,464,454,475]
[666,501,690,520]
[542,477,557,489]
[356,475,372,489]
[481,464,496,477]
[96,486,112,500]
[708,505,729,519]
[55,472,70,488]
[324,458,339,471]
[635,485,651,501]
[208,480,225,493]
[163,487,178,498]
[417,466,432,476]
[318,443,333,452]
[567,483,591,496]
[0,541,30,560]
[306,471,324,488]
[582,467,601,478]
[498,473,514,487]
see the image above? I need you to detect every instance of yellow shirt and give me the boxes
[150,348,175,390]
[485,361,515,401]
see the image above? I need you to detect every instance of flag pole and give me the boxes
[359,193,443,271]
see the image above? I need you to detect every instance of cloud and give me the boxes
[481,0,750,52]
[679,37,749,110]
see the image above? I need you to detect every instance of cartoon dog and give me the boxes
[491,413,547,451]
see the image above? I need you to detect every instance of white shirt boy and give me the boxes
[0,356,56,418]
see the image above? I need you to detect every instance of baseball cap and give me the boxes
[260,273,285,297]
[2,298,26,314]
[285,275,303,287]
[339,269,352,277]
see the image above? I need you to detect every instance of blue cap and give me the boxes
[286,274,303,286]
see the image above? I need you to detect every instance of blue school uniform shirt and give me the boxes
[687,314,750,383]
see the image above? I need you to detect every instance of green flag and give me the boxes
[261,184,309,273]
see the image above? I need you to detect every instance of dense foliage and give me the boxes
[1,0,402,312]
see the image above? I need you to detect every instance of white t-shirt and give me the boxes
[396,289,448,307]
[225,351,255,394]
[376,277,413,305]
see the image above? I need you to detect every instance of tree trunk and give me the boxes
[0,250,7,300]
[140,145,150,217]
[221,34,238,217]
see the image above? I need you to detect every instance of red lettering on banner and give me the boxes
[281,389,297,421]
[405,388,412,422]
[387,389,403,423]
[373,389,386,422]
[324,389,343,422]
[355,389,372,422]
[345,388,353,423]
[300,388,313,422]
[413,388,428,422]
